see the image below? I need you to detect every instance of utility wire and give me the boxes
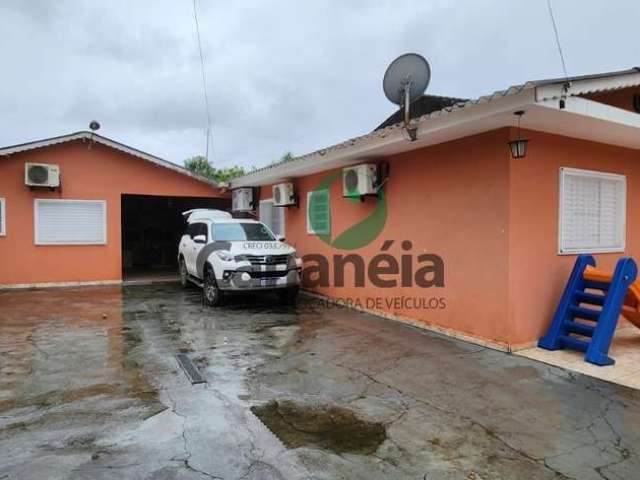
[546,0,569,82]
[192,0,213,162]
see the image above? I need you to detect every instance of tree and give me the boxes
[280,151,294,163]
[184,156,216,178]
[183,156,247,184]
[267,151,295,166]
[212,165,247,183]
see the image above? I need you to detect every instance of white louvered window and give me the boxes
[0,198,5,236]
[559,168,626,254]
[35,199,107,245]
[259,199,285,239]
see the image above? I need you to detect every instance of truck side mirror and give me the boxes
[193,234,206,244]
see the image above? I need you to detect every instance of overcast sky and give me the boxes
[1,0,638,170]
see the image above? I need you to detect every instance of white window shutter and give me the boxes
[35,200,107,245]
[259,201,272,228]
[259,200,285,238]
[559,168,625,254]
[272,205,284,237]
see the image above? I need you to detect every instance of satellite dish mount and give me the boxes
[383,53,431,142]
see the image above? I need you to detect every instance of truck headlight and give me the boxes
[234,254,249,262]
[290,252,302,266]
[215,250,234,262]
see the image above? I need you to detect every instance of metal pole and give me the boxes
[403,79,412,126]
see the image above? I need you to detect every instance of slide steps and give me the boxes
[538,254,638,366]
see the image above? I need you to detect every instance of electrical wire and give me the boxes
[546,0,569,82]
[192,0,213,162]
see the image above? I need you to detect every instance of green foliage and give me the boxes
[183,156,247,184]
[266,151,295,166]
[214,165,247,183]
[184,151,294,183]
[184,156,215,178]
[280,151,294,163]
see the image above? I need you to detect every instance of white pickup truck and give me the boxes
[178,209,302,306]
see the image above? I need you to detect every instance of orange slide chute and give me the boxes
[584,266,640,328]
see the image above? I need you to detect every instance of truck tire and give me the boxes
[179,257,190,288]
[203,266,223,306]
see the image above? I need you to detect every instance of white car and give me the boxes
[178,209,302,306]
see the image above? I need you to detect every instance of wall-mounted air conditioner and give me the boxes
[342,164,377,197]
[273,182,296,206]
[232,188,254,212]
[25,163,61,188]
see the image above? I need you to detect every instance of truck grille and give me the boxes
[249,270,290,279]
[245,254,290,265]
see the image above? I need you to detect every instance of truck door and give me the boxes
[186,222,208,277]
[193,222,209,276]
[182,223,196,276]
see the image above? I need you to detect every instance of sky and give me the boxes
[0,0,638,170]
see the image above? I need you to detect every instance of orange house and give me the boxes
[0,132,228,287]
[232,68,640,351]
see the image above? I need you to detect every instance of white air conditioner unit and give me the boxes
[25,163,60,188]
[232,188,254,212]
[273,182,295,206]
[342,164,377,197]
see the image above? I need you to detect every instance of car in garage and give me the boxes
[178,209,302,305]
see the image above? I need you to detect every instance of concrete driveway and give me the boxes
[1,284,639,479]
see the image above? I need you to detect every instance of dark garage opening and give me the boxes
[121,194,230,282]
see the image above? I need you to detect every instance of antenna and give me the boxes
[192,0,213,162]
[383,53,431,141]
[546,0,571,109]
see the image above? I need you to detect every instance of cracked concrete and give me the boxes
[0,284,639,479]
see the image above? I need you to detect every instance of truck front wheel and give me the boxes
[203,267,223,306]
[179,258,190,288]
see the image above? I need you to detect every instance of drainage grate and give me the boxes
[175,353,206,384]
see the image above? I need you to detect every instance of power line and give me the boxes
[192,0,213,162]
[546,0,569,81]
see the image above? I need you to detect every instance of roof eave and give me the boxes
[535,68,640,101]
[232,86,537,187]
[232,68,640,188]
[0,131,219,188]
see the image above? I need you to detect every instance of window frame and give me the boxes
[188,222,208,242]
[558,167,626,255]
[34,199,107,246]
[259,198,286,239]
[0,198,5,236]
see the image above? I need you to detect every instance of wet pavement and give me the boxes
[0,284,639,479]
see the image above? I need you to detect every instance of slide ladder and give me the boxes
[538,255,637,366]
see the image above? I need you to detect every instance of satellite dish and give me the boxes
[383,53,430,141]
[383,53,430,105]
[89,120,100,131]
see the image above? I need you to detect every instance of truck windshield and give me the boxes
[213,223,275,241]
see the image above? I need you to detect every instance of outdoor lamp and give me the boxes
[508,110,529,159]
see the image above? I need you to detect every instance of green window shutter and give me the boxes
[307,189,330,235]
